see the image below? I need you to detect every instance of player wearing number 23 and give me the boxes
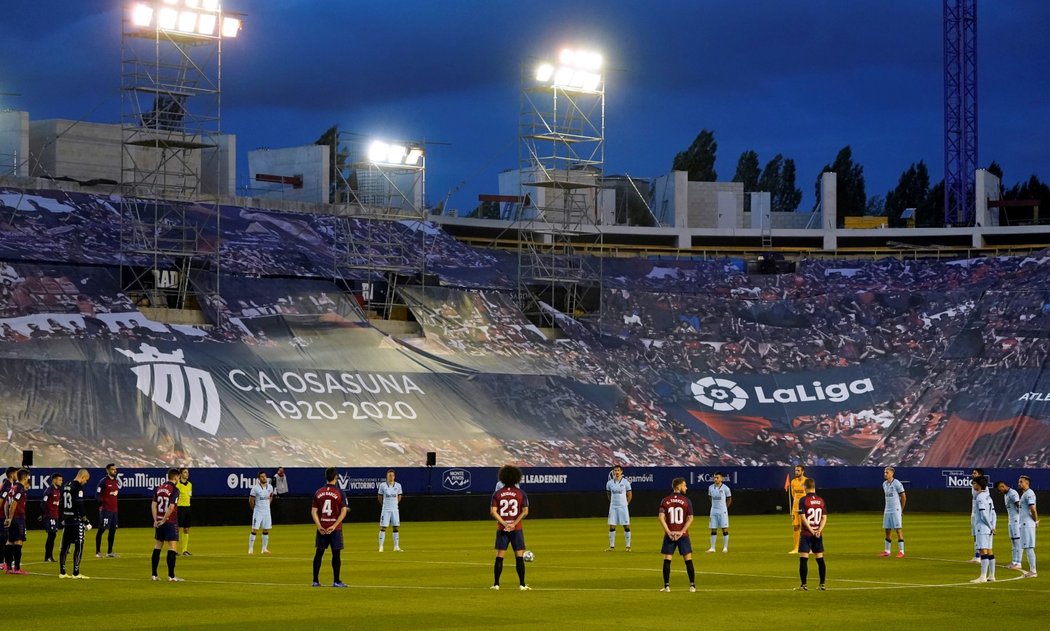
[490,465,530,590]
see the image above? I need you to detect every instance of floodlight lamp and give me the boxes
[221,15,241,38]
[554,66,573,87]
[197,12,217,35]
[580,51,603,71]
[131,3,154,27]
[405,148,424,166]
[158,7,178,29]
[162,0,178,5]
[582,72,601,91]
[202,0,219,10]
[536,63,554,83]
[178,10,198,33]
[185,0,200,8]
[559,49,576,65]
[386,144,408,164]
[368,141,390,163]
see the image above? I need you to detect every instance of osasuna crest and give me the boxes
[691,376,748,412]
[116,344,221,435]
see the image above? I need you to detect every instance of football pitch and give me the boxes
[16,513,1049,630]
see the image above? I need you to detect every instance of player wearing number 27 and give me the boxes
[150,468,182,582]
[490,465,530,591]
[796,479,827,591]
[659,477,696,592]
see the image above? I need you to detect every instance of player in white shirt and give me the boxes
[248,471,274,554]
[1018,475,1039,578]
[606,466,632,551]
[970,476,997,583]
[996,480,1022,569]
[880,467,906,558]
[707,472,732,553]
[377,469,403,552]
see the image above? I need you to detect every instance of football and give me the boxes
[522,550,535,562]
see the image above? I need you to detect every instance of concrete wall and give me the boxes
[247,145,329,204]
[0,110,29,176]
[686,180,743,228]
[201,134,236,197]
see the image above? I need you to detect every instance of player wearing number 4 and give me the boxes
[150,468,183,582]
[659,477,696,592]
[796,479,827,591]
[378,469,403,552]
[707,472,731,553]
[311,467,349,588]
[490,465,530,591]
[248,472,274,554]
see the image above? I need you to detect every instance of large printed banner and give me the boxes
[21,466,1050,498]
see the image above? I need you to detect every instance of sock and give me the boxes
[181,532,189,553]
[167,549,177,578]
[723,533,729,550]
[13,546,22,570]
[493,556,504,586]
[379,531,386,549]
[108,529,116,554]
[793,529,800,550]
[72,540,83,575]
[1013,540,1021,565]
[609,530,615,548]
[1026,548,1037,573]
[312,549,323,582]
[685,559,695,585]
[393,532,400,548]
[249,533,256,551]
[332,549,342,583]
[710,534,717,549]
[816,557,826,584]
[45,531,56,560]
[624,529,631,548]
[0,533,6,564]
[262,534,269,550]
[515,555,526,586]
[96,528,103,554]
[988,554,996,579]
[662,559,671,586]
[151,549,161,577]
[3,544,11,568]
[885,538,891,553]
[980,556,989,578]
[799,557,809,584]
[898,539,905,553]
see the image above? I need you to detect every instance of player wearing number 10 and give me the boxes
[796,479,827,591]
[490,465,530,591]
[150,468,182,582]
[659,477,695,592]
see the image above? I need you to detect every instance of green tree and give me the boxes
[733,150,760,213]
[778,159,802,213]
[814,146,866,226]
[917,180,944,227]
[1003,175,1050,225]
[758,154,784,201]
[672,129,717,181]
[885,161,931,227]
[866,194,886,217]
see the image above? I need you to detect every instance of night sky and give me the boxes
[2,1,1048,215]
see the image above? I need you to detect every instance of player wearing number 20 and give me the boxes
[490,465,530,591]
[659,477,696,592]
[796,479,827,591]
[150,468,182,582]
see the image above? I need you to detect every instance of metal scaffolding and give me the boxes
[516,51,605,325]
[944,0,978,227]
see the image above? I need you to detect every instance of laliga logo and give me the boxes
[117,344,221,436]
[691,377,748,411]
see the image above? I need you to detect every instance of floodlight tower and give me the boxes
[120,0,241,310]
[944,0,978,226]
[517,48,605,324]
[331,134,429,318]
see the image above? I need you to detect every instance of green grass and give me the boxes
[15,513,1050,630]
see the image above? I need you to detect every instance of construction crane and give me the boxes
[943,0,978,226]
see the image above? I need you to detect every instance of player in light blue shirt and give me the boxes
[606,465,632,551]
[968,468,983,563]
[880,467,906,557]
[996,480,1022,569]
[1018,475,1039,578]
[377,469,403,552]
[248,471,274,554]
[970,476,996,583]
[707,472,732,553]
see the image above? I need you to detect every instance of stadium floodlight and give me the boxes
[405,148,424,166]
[129,0,241,38]
[369,140,425,167]
[535,47,603,92]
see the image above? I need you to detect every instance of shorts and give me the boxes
[61,522,85,547]
[495,529,526,552]
[178,507,192,529]
[1007,522,1020,541]
[608,506,630,526]
[155,523,179,542]
[380,509,400,528]
[315,530,344,551]
[709,511,729,529]
[1020,524,1036,549]
[6,517,26,542]
[661,534,693,556]
[974,533,993,550]
[799,533,824,554]
[252,512,272,530]
[99,510,118,530]
[44,517,61,534]
[883,510,902,530]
